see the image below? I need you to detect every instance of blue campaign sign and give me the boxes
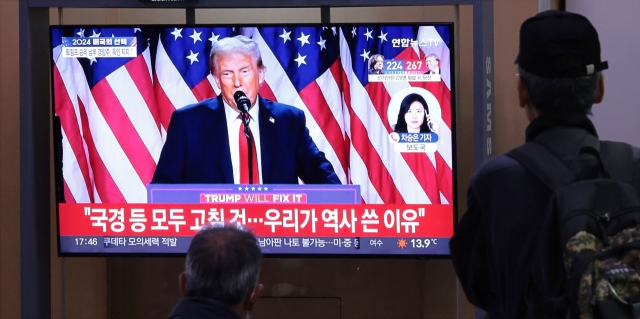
[147,184,361,204]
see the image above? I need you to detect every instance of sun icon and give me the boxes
[397,238,407,249]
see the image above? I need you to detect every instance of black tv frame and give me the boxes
[18,1,494,317]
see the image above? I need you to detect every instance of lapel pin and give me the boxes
[269,117,275,123]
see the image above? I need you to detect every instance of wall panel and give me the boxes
[492,0,537,156]
[0,0,22,317]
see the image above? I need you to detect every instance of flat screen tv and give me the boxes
[51,23,456,256]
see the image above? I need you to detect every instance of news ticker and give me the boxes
[60,235,450,255]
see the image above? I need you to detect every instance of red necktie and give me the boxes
[238,113,259,184]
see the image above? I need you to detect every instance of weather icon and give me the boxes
[397,238,407,249]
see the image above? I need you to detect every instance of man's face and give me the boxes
[426,56,438,73]
[213,52,265,112]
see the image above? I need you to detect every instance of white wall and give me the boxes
[567,0,640,147]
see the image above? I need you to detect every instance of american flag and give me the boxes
[51,25,453,205]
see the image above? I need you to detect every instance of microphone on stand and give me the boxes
[234,91,251,113]
[234,91,252,134]
[233,91,254,184]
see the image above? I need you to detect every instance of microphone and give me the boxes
[233,91,251,113]
[233,91,255,184]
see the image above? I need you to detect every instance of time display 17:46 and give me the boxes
[75,237,98,246]
[383,59,428,73]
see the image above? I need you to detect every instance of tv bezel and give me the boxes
[50,22,458,258]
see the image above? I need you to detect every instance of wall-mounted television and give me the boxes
[51,23,455,256]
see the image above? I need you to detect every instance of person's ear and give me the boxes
[517,75,541,121]
[179,272,187,297]
[258,67,265,86]
[594,73,605,104]
[517,75,529,109]
[246,284,263,311]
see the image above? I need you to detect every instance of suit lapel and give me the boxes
[209,96,234,183]
[259,97,276,184]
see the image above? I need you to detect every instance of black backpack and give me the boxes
[507,140,640,319]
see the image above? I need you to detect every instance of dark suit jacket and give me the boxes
[152,95,340,184]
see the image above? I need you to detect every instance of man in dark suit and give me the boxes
[152,35,340,185]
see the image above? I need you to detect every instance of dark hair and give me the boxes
[518,65,601,115]
[184,224,262,306]
[394,93,431,133]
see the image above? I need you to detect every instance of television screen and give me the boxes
[51,23,455,256]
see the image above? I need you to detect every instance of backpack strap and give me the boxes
[506,142,576,191]
[600,141,634,184]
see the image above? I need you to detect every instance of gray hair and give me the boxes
[209,35,264,75]
[184,224,262,306]
[518,66,601,114]
[425,53,439,61]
